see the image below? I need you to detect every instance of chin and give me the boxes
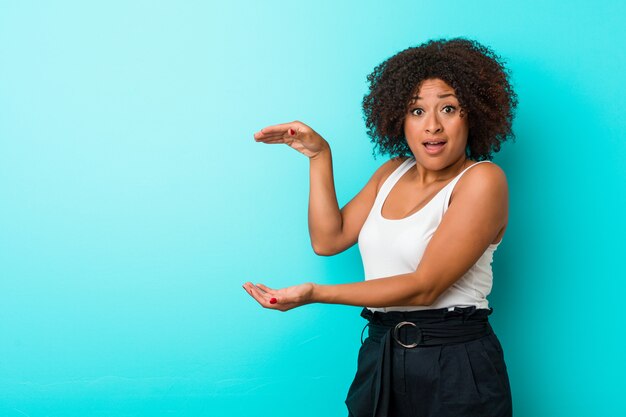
[417,153,464,170]
[416,152,449,163]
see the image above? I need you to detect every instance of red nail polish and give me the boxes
[270,298,277,304]
[288,128,295,136]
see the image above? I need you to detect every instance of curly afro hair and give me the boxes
[362,38,518,161]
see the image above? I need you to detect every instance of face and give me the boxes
[403,78,469,170]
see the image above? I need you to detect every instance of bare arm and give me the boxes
[243,163,508,310]
[308,149,403,255]
[307,147,342,254]
[253,120,401,256]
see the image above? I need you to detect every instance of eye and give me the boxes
[410,108,424,116]
[442,105,456,114]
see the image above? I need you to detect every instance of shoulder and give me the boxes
[451,161,508,203]
[372,156,411,192]
[461,161,507,187]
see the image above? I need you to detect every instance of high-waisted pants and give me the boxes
[345,306,512,417]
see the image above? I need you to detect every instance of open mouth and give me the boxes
[423,140,447,154]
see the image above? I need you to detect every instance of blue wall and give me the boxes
[1,1,624,416]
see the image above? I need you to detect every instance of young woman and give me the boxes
[243,38,517,417]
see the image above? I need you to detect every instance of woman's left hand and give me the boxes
[242,282,315,312]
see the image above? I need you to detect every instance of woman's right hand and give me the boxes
[253,121,329,159]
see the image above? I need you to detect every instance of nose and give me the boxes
[425,112,443,134]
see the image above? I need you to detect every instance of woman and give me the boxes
[243,38,517,417]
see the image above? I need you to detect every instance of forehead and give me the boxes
[412,78,457,98]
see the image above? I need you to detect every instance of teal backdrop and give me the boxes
[1,1,624,416]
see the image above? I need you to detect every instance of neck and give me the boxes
[410,155,471,185]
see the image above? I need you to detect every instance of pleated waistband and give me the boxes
[361,306,494,347]
[357,306,495,417]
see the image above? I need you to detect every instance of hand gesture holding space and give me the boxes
[242,282,315,312]
[243,120,508,312]
[252,120,329,159]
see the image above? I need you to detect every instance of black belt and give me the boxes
[359,306,494,417]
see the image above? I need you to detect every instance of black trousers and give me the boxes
[345,307,512,417]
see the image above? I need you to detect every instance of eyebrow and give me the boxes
[411,93,457,100]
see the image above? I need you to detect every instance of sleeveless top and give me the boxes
[358,157,501,312]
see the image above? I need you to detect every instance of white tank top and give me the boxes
[358,157,500,312]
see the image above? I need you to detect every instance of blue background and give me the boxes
[1,1,624,416]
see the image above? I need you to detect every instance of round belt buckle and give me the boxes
[393,321,422,348]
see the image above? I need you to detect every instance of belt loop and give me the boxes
[464,306,478,322]
[360,322,370,345]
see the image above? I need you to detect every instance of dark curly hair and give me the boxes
[362,38,518,161]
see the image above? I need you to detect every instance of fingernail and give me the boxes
[270,298,277,304]
[288,128,295,136]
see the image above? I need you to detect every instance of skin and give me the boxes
[243,78,508,312]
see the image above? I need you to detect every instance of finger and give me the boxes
[255,283,277,294]
[256,123,296,136]
[256,128,300,140]
[253,129,288,140]
[243,282,264,298]
[254,132,286,140]
[254,137,294,147]
[244,284,268,306]
[259,138,287,145]
[245,283,276,308]
[255,283,276,292]
[242,283,255,297]
[251,283,268,294]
